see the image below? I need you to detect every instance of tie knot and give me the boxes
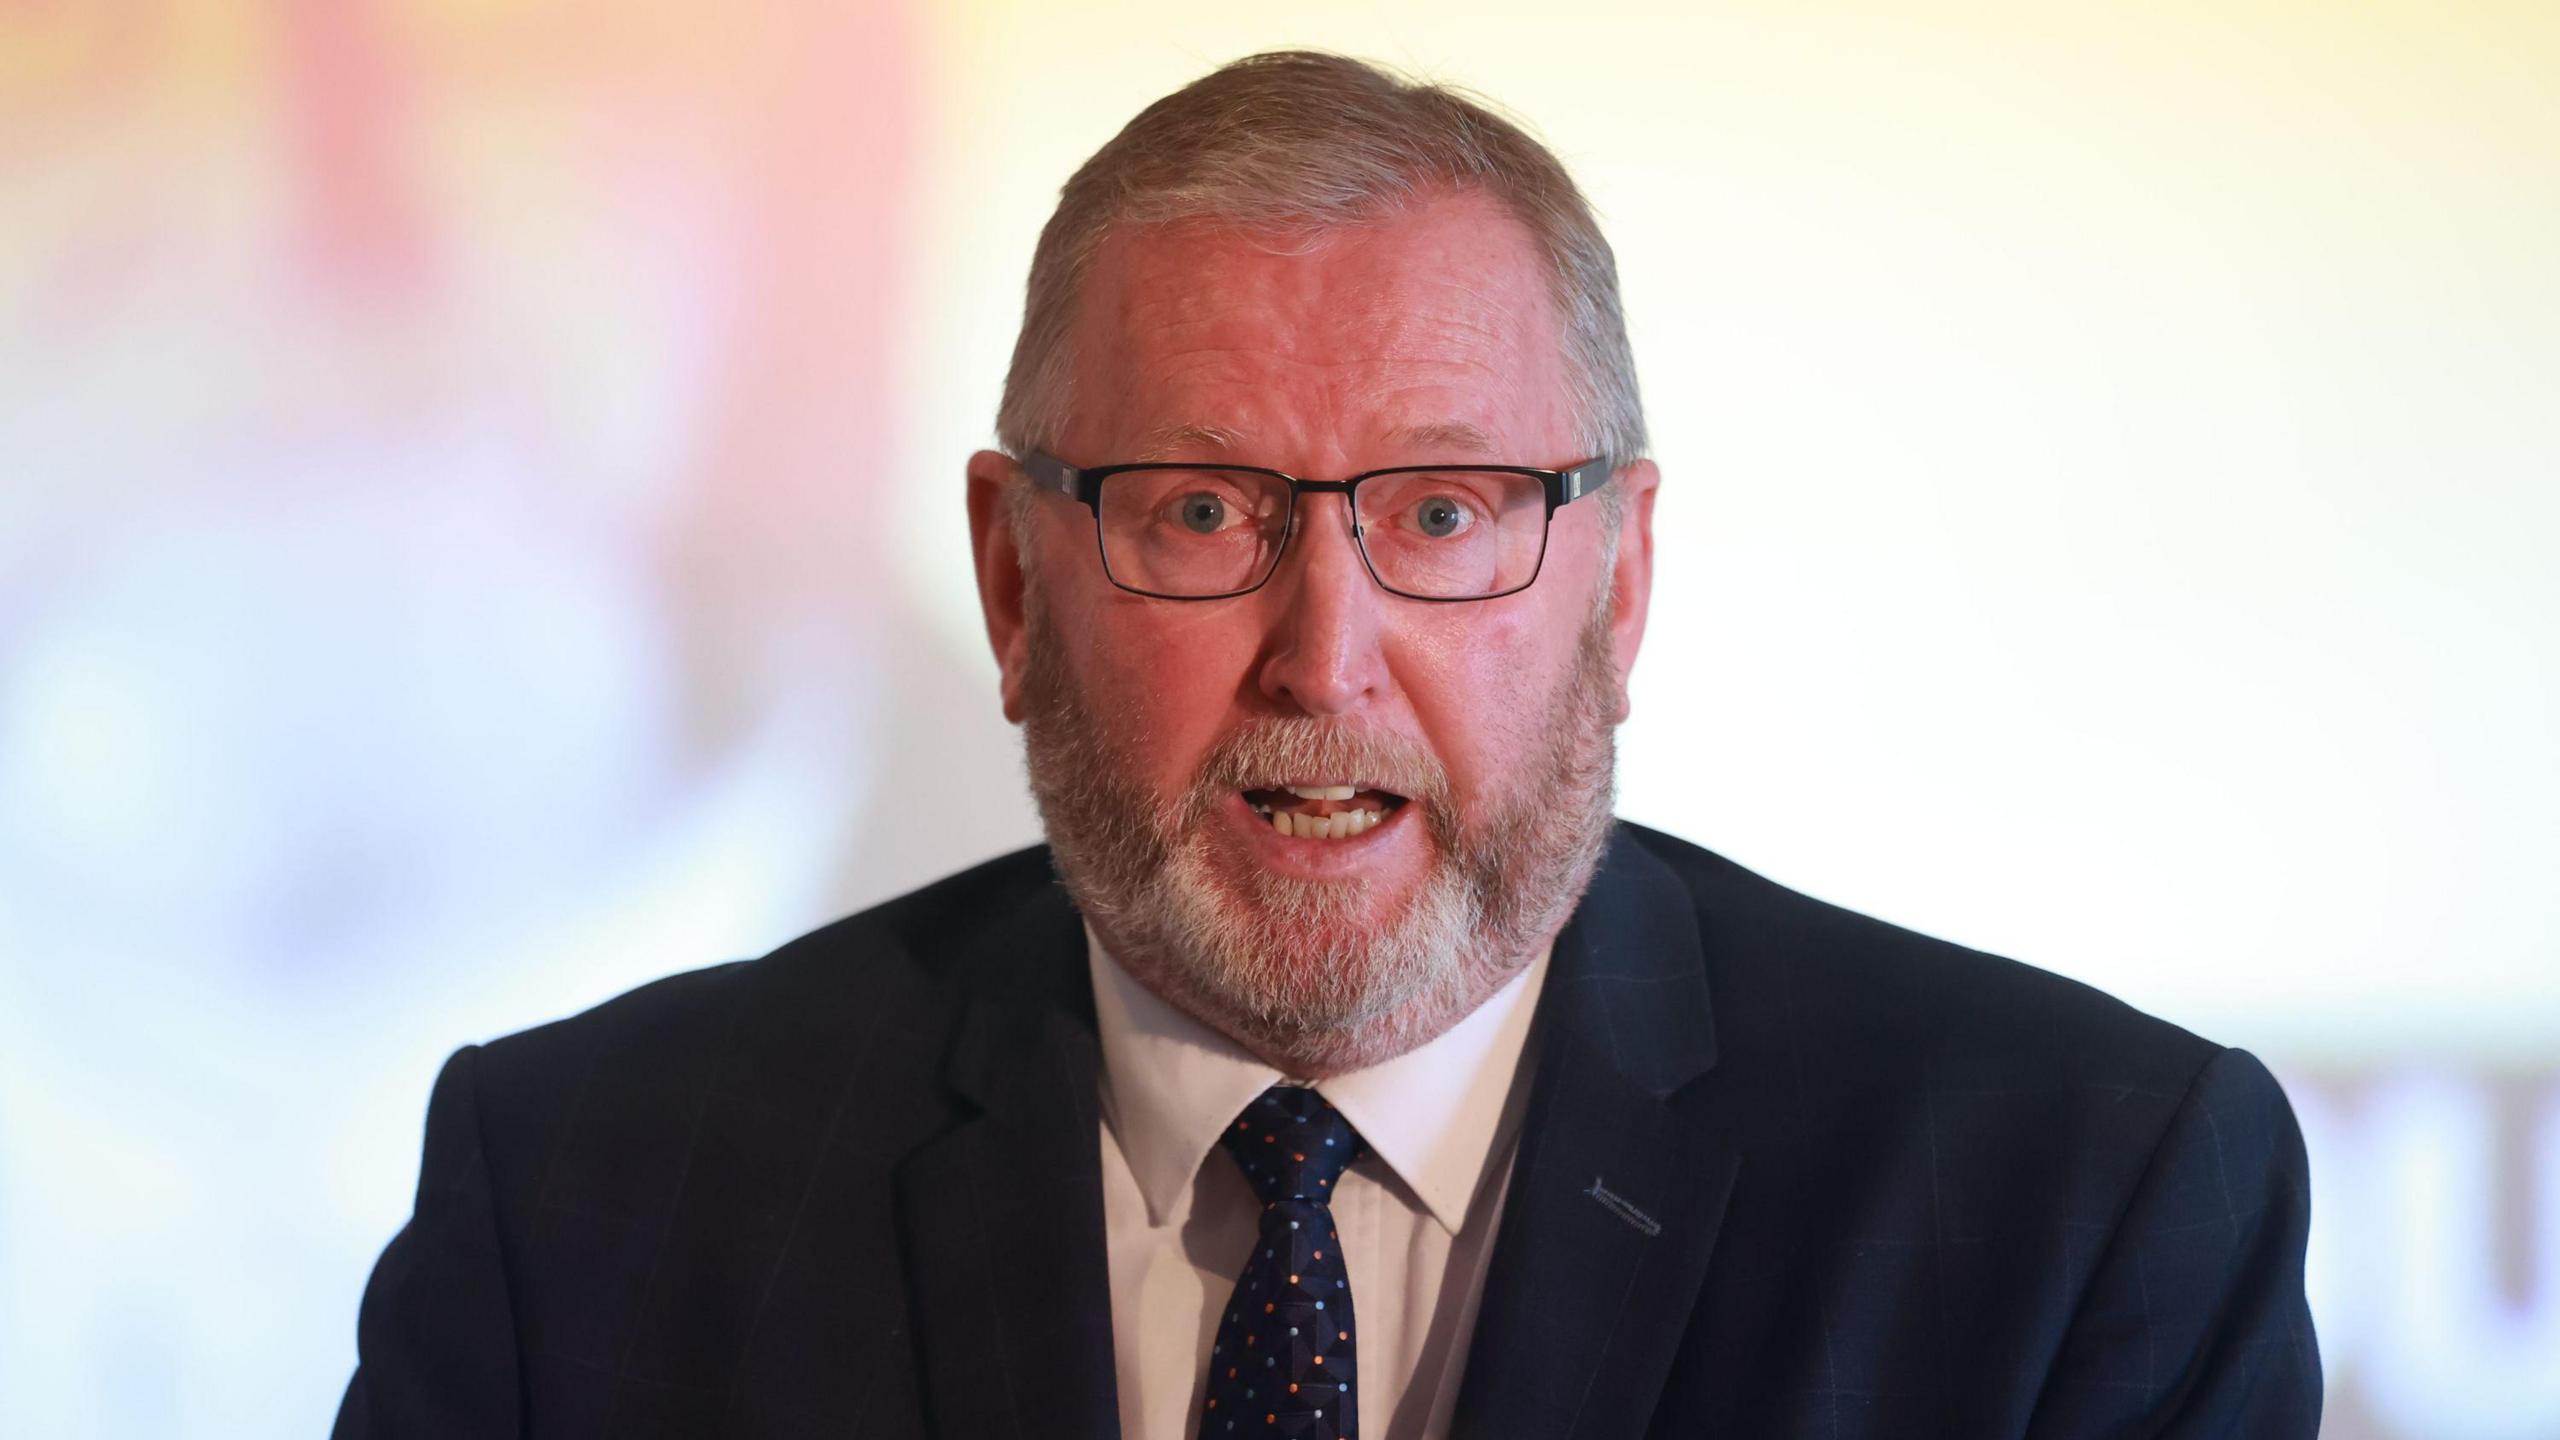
[1217,1085,1363,1205]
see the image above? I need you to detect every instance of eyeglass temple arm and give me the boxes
[1021,451,1091,506]
[1559,456,1619,507]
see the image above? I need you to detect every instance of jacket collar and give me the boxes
[1537,822,1722,1095]
[894,862,1120,1440]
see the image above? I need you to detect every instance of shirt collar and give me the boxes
[1086,928,1549,1234]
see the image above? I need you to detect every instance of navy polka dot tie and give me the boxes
[1198,1085,1364,1440]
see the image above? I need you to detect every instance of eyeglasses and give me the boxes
[1020,450,1619,602]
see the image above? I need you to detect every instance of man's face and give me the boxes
[968,190,1658,1072]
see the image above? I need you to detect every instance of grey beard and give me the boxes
[1017,589,1621,1076]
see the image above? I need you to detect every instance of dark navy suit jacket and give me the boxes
[336,823,2320,1437]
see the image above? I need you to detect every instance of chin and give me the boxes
[1132,844,1497,1071]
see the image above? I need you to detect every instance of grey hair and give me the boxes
[994,50,1647,501]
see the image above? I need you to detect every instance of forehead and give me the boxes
[1063,189,1575,463]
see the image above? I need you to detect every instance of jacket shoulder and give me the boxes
[1618,822,2221,1095]
[464,844,1069,1139]
[1607,845,2319,1429]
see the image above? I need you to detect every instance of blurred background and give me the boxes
[2,1,2553,1434]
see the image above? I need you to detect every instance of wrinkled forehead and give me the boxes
[1061,192,1578,463]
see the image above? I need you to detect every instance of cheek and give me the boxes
[1067,599,1261,781]
[1392,604,1576,797]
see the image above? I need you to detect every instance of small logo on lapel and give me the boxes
[1585,1175,1662,1236]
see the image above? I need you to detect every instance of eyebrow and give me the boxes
[1381,420,1500,457]
[1128,419,1505,465]
[1130,423,1245,462]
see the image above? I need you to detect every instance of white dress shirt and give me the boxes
[1087,933,1549,1440]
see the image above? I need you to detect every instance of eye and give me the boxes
[1175,492,1231,534]
[1410,494,1475,539]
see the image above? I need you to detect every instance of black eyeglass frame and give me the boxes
[1019,449,1620,603]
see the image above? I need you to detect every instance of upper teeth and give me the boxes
[1284,784,1358,800]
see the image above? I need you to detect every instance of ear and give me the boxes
[1602,459,1661,724]
[966,449,1035,724]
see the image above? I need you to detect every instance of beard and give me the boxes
[1017,584,1622,1076]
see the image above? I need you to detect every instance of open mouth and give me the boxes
[1241,782,1410,840]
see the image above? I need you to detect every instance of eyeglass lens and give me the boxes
[1095,468,1549,599]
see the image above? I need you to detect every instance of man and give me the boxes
[337,51,2319,1439]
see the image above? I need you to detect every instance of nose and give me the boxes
[1254,493,1388,716]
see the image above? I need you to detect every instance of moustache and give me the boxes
[1181,718,1452,820]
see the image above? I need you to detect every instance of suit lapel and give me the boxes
[1453,827,1740,1440]
[896,881,1121,1440]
